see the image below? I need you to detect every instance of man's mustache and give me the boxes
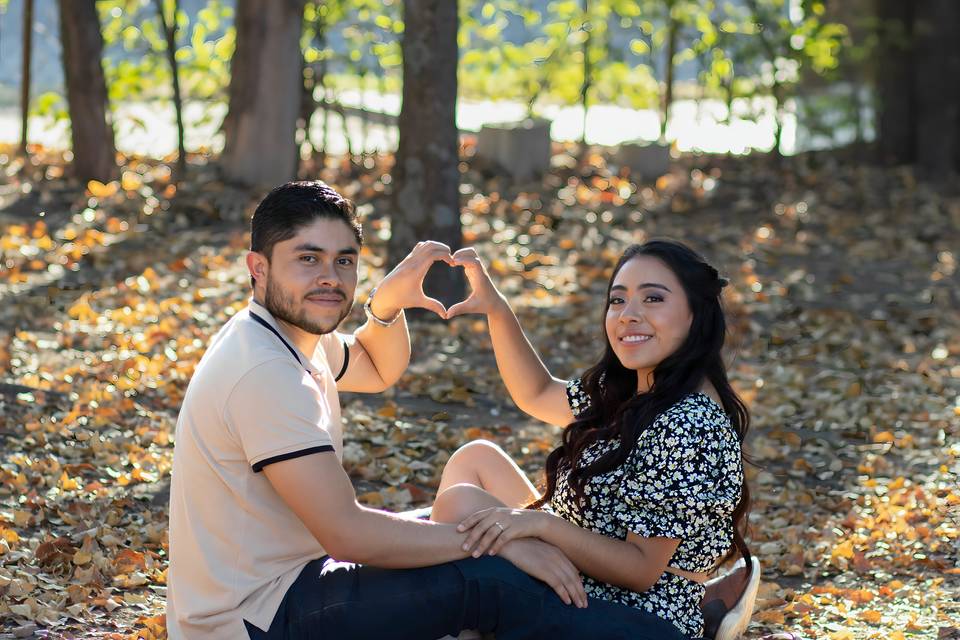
[304,288,347,301]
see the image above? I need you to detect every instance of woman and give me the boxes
[431,239,752,640]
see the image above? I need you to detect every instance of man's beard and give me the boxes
[264,276,352,335]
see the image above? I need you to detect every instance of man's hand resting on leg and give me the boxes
[498,538,588,609]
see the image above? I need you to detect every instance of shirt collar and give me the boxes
[246,298,316,370]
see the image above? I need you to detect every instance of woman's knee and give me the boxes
[451,439,507,465]
[431,483,501,524]
[440,440,506,489]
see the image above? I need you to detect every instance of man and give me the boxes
[166,181,755,639]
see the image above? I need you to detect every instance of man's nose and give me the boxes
[314,261,341,287]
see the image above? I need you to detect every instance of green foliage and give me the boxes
[459,0,647,113]
[303,0,402,101]
[34,0,851,148]
[714,0,847,113]
[454,0,849,130]
[459,1,572,111]
[33,91,69,124]
[97,0,234,104]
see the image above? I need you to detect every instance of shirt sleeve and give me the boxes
[225,357,335,472]
[614,409,740,541]
[315,331,348,377]
[565,377,591,418]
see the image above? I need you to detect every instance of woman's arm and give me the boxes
[459,508,678,593]
[485,301,576,426]
[447,248,575,427]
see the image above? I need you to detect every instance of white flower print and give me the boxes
[553,379,743,638]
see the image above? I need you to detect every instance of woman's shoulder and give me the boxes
[628,393,740,469]
[651,392,734,437]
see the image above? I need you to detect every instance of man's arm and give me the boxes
[261,451,587,607]
[332,313,410,393]
[335,241,451,393]
[263,451,466,566]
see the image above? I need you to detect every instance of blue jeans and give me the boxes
[245,555,690,640]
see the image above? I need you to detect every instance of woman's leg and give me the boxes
[437,440,540,508]
[431,482,506,525]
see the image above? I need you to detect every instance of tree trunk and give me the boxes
[221,0,306,187]
[359,68,369,157]
[744,0,783,157]
[580,0,592,147]
[58,0,117,182]
[913,0,960,177]
[390,0,462,307]
[316,6,330,163]
[662,10,678,141]
[20,0,33,155]
[155,0,187,179]
[298,56,314,167]
[874,0,916,165]
[772,83,784,157]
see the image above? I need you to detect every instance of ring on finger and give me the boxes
[494,521,505,533]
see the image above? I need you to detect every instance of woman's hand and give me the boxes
[445,247,508,318]
[458,506,547,557]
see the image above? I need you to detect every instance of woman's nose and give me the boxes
[618,300,643,322]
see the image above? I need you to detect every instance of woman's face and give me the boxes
[605,255,693,391]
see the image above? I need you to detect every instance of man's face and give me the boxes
[254,217,360,335]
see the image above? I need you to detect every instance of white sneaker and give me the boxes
[710,556,761,640]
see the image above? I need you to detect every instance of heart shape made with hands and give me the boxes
[413,255,489,320]
[434,248,492,319]
[386,243,492,320]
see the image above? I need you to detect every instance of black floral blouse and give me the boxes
[550,379,743,638]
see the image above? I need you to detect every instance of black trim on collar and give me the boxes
[249,312,307,371]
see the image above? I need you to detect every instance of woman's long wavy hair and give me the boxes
[529,239,751,565]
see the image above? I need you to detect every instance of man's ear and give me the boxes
[246,251,268,287]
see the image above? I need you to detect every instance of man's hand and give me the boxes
[370,241,454,319]
[446,247,507,318]
[498,538,588,608]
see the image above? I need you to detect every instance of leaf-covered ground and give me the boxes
[0,143,958,639]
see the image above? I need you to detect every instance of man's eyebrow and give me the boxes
[610,283,672,292]
[292,243,359,255]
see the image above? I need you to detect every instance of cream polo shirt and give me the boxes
[166,299,345,640]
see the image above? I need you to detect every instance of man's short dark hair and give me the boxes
[249,181,363,286]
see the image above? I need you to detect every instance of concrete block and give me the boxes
[476,119,552,182]
[614,141,671,180]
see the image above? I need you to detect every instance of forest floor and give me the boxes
[0,142,958,639]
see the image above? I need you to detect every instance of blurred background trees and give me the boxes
[1,0,959,297]
[58,0,117,181]
[220,0,306,186]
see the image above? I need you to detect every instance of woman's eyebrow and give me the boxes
[610,283,672,292]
